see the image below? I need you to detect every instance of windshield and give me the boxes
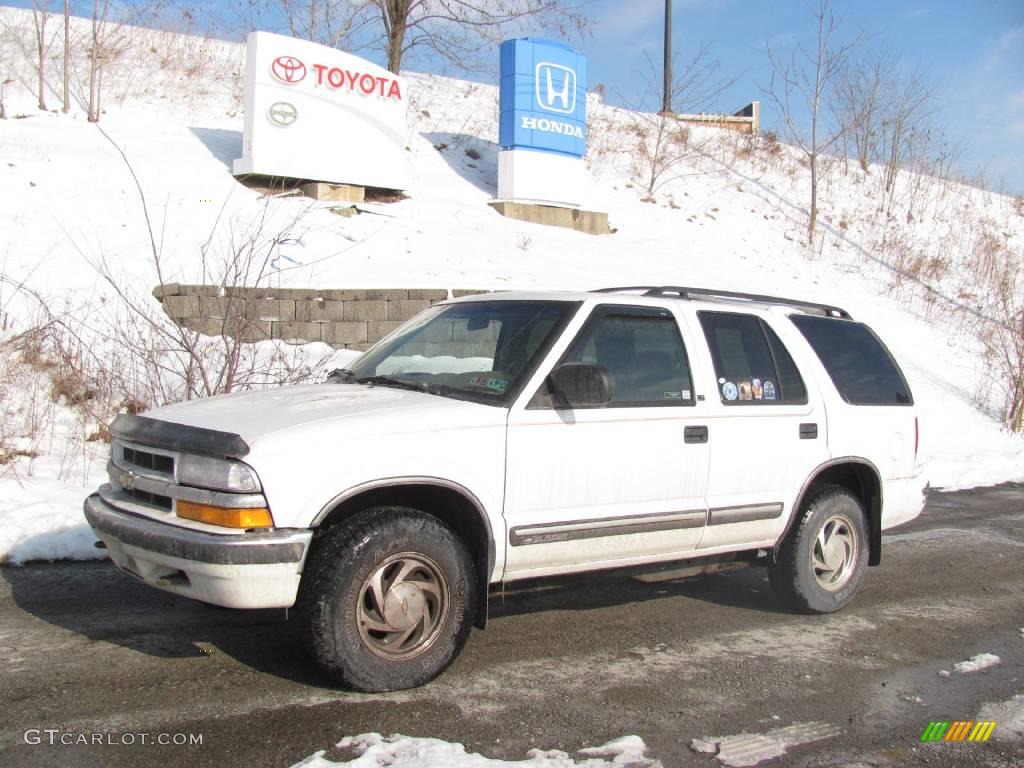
[345,300,578,405]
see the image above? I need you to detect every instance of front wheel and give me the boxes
[297,507,477,692]
[769,486,868,614]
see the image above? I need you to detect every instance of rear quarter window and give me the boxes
[789,315,913,406]
[698,311,807,404]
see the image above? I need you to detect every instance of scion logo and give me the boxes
[535,62,576,114]
[267,102,298,127]
[271,56,306,84]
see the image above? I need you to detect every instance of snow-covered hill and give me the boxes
[0,8,1021,563]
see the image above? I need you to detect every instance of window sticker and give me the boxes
[722,381,738,401]
[763,380,777,400]
[752,378,763,400]
[681,389,691,400]
[738,380,753,400]
[468,375,508,392]
[663,391,682,399]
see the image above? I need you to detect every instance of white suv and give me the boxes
[84,287,927,691]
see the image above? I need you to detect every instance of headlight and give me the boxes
[177,455,261,493]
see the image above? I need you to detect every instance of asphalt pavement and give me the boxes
[1,484,1022,767]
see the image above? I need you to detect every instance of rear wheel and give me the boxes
[770,486,868,613]
[297,507,476,691]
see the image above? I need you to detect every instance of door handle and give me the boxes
[684,425,708,444]
[799,423,818,439]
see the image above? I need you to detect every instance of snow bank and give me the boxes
[690,722,840,767]
[953,653,1001,674]
[0,476,107,565]
[290,734,659,768]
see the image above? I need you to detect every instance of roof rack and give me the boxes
[593,286,852,319]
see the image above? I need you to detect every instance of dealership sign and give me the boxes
[233,32,410,190]
[499,38,587,158]
[497,38,588,206]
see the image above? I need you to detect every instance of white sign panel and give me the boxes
[233,32,410,190]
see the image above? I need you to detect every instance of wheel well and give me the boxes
[315,483,493,628]
[789,461,883,566]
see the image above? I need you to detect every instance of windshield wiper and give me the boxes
[356,376,454,397]
[326,368,357,383]
[356,375,428,393]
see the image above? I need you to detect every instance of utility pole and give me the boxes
[661,0,672,114]
[63,0,70,113]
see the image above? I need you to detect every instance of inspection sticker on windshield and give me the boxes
[468,375,507,392]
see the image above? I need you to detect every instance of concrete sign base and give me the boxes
[488,201,610,235]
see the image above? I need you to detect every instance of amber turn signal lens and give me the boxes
[176,500,274,529]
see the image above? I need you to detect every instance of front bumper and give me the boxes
[84,493,312,609]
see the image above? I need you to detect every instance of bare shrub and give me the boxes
[630,44,737,197]
[29,0,51,111]
[981,299,1024,433]
[763,0,861,242]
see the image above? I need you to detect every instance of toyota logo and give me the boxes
[268,102,298,127]
[271,56,306,83]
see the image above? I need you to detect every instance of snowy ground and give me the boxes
[290,734,659,768]
[2,486,1021,767]
[0,7,1022,564]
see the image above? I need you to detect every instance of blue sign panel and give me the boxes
[499,38,587,158]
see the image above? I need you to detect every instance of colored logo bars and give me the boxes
[920,721,997,742]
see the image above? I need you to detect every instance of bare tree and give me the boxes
[248,0,372,48]
[665,41,741,115]
[231,0,586,74]
[0,78,11,120]
[62,0,71,113]
[87,0,108,122]
[631,47,740,197]
[834,50,892,174]
[30,0,51,111]
[878,67,935,198]
[371,0,588,74]
[85,0,136,122]
[764,0,860,242]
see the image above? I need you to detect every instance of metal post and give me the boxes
[662,0,672,114]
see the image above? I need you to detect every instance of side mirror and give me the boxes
[548,362,614,407]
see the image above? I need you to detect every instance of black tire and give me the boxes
[296,506,477,692]
[769,485,868,614]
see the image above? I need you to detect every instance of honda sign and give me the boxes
[497,38,588,206]
[499,38,586,158]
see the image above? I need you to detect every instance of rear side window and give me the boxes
[698,312,807,404]
[790,315,913,405]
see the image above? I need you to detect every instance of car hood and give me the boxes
[146,382,494,447]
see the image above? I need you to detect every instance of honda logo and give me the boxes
[535,62,576,114]
[271,55,306,84]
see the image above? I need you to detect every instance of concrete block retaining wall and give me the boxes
[153,284,490,351]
